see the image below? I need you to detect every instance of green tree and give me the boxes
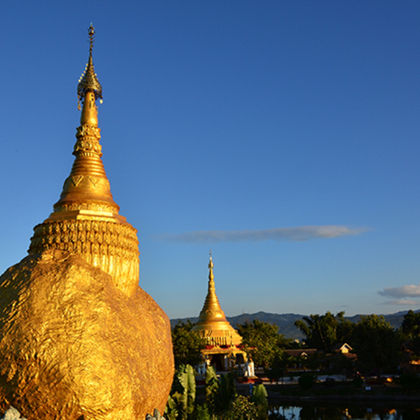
[335,312,355,344]
[237,320,288,369]
[193,404,211,420]
[165,364,196,420]
[230,395,257,420]
[268,352,289,383]
[165,395,179,420]
[402,310,420,355]
[214,372,236,415]
[295,313,336,352]
[295,311,354,353]
[204,365,219,414]
[204,367,239,418]
[352,315,402,373]
[172,321,205,367]
[251,384,268,420]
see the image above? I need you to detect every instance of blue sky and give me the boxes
[0,1,419,319]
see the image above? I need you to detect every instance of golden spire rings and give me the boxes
[77,24,103,110]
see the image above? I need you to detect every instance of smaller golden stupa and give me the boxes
[194,255,246,370]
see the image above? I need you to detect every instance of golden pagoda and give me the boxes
[0,25,173,419]
[29,24,139,297]
[194,255,246,370]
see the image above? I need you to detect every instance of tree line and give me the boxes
[172,310,420,375]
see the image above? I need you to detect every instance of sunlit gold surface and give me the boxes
[29,85,139,296]
[193,256,242,346]
[0,25,174,419]
[0,251,173,419]
[28,25,139,297]
[29,88,139,296]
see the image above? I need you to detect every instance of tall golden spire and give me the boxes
[29,25,139,296]
[51,23,117,216]
[199,254,226,324]
[194,254,242,346]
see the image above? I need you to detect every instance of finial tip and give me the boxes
[88,24,95,53]
[77,23,103,104]
[208,251,214,271]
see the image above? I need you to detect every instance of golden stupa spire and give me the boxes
[194,254,242,346]
[29,25,139,296]
[201,252,224,322]
[77,24,103,113]
[208,250,214,281]
[48,23,118,216]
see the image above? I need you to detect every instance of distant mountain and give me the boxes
[342,310,414,331]
[171,309,419,340]
[227,312,304,339]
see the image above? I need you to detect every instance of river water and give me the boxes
[268,404,419,419]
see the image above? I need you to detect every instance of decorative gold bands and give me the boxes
[53,200,119,214]
[76,124,101,140]
[29,219,139,296]
[73,134,102,157]
[198,333,240,347]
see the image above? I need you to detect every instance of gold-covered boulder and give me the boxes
[0,250,173,419]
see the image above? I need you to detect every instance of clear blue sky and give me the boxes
[0,1,419,319]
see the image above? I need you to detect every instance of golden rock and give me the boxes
[0,25,174,419]
[0,251,172,419]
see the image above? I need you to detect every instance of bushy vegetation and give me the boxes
[295,312,353,353]
[402,310,420,356]
[165,365,268,420]
[294,311,414,374]
[352,314,402,372]
[237,320,290,369]
[171,321,205,368]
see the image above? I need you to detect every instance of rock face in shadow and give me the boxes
[0,250,174,420]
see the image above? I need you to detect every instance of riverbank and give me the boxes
[236,382,420,405]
